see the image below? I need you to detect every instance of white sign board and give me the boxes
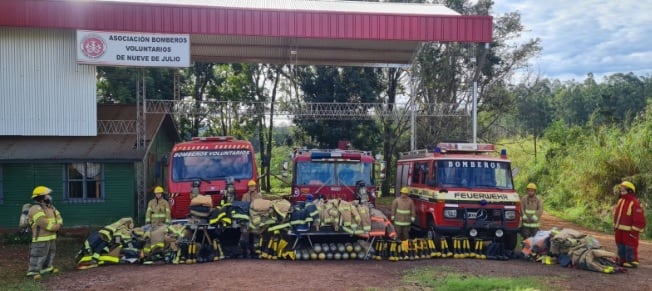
[76,30,191,67]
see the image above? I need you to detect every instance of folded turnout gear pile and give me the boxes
[519,227,625,273]
[248,198,291,234]
[209,200,250,228]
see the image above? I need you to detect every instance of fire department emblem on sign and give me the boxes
[80,34,106,59]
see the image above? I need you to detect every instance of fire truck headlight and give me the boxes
[469,228,478,237]
[443,209,457,218]
[504,210,516,220]
[292,188,300,197]
[495,229,504,238]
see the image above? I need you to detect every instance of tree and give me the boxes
[411,0,542,146]
[294,66,384,150]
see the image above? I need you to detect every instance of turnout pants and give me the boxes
[27,240,56,275]
[395,225,410,241]
[615,229,639,263]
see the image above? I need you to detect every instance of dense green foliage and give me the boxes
[505,103,652,238]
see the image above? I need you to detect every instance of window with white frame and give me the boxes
[65,163,104,202]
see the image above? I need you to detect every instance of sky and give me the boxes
[492,0,652,82]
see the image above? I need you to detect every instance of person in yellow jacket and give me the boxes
[239,180,262,258]
[241,180,262,202]
[391,187,415,241]
[146,186,171,226]
[520,183,543,239]
[26,186,63,280]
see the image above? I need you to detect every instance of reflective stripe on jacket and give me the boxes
[29,204,62,243]
[520,195,543,228]
[614,194,646,233]
[391,196,415,226]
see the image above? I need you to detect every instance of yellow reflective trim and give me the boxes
[33,234,57,242]
[616,225,632,231]
[397,209,411,214]
[627,201,633,216]
[32,211,45,222]
[99,255,119,263]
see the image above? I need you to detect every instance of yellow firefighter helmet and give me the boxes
[620,181,635,193]
[154,186,165,194]
[248,180,256,187]
[400,187,409,194]
[32,186,52,199]
[526,183,537,190]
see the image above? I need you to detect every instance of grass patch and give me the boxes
[0,232,85,291]
[403,266,550,291]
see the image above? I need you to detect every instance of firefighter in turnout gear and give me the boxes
[614,181,646,268]
[241,180,262,202]
[146,186,171,226]
[240,180,262,258]
[391,187,415,241]
[26,186,63,280]
[520,183,543,239]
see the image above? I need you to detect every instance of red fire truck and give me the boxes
[396,142,520,249]
[286,148,379,206]
[167,136,258,219]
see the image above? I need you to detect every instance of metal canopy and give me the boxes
[0,0,493,66]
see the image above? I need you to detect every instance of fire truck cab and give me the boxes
[286,148,378,206]
[396,143,520,250]
[167,136,258,219]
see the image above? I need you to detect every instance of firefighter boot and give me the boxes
[443,238,453,258]
[389,241,398,261]
[452,238,460,258]
[464,238,473,258]
[407,240,415,260]
[427,238,440,258]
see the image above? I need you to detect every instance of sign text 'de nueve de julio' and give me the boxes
[76,30,191,68]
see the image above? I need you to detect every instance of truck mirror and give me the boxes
[281,161,289,178]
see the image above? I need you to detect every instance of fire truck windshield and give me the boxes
[296,162,372,186]
[171,150,253,181]
[436,160,514,189]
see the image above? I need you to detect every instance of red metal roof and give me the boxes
[0,0,493,65]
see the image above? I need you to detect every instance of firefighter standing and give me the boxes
[26,186,63,280]
[391,187,415,241]
[520,183,543,239]
[146,186,171,226]
[241,180,262,202]
[614,181,646,268]
[239,180,262,258]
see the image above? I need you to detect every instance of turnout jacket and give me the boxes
[614,193,646,233]
[520,195,543,228]
[241,190,262,202]
[146,198,171,225]
[28,203,63,242]
[391,196,415,226]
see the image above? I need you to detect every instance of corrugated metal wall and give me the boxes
[0,27,97,136]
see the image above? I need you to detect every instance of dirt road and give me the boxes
[41,212,652,291]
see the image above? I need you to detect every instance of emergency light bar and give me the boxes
[437,143,495,152]
[192,136,234,142]
[310,151,362,160]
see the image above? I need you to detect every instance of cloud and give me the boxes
[493,0,652,82]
